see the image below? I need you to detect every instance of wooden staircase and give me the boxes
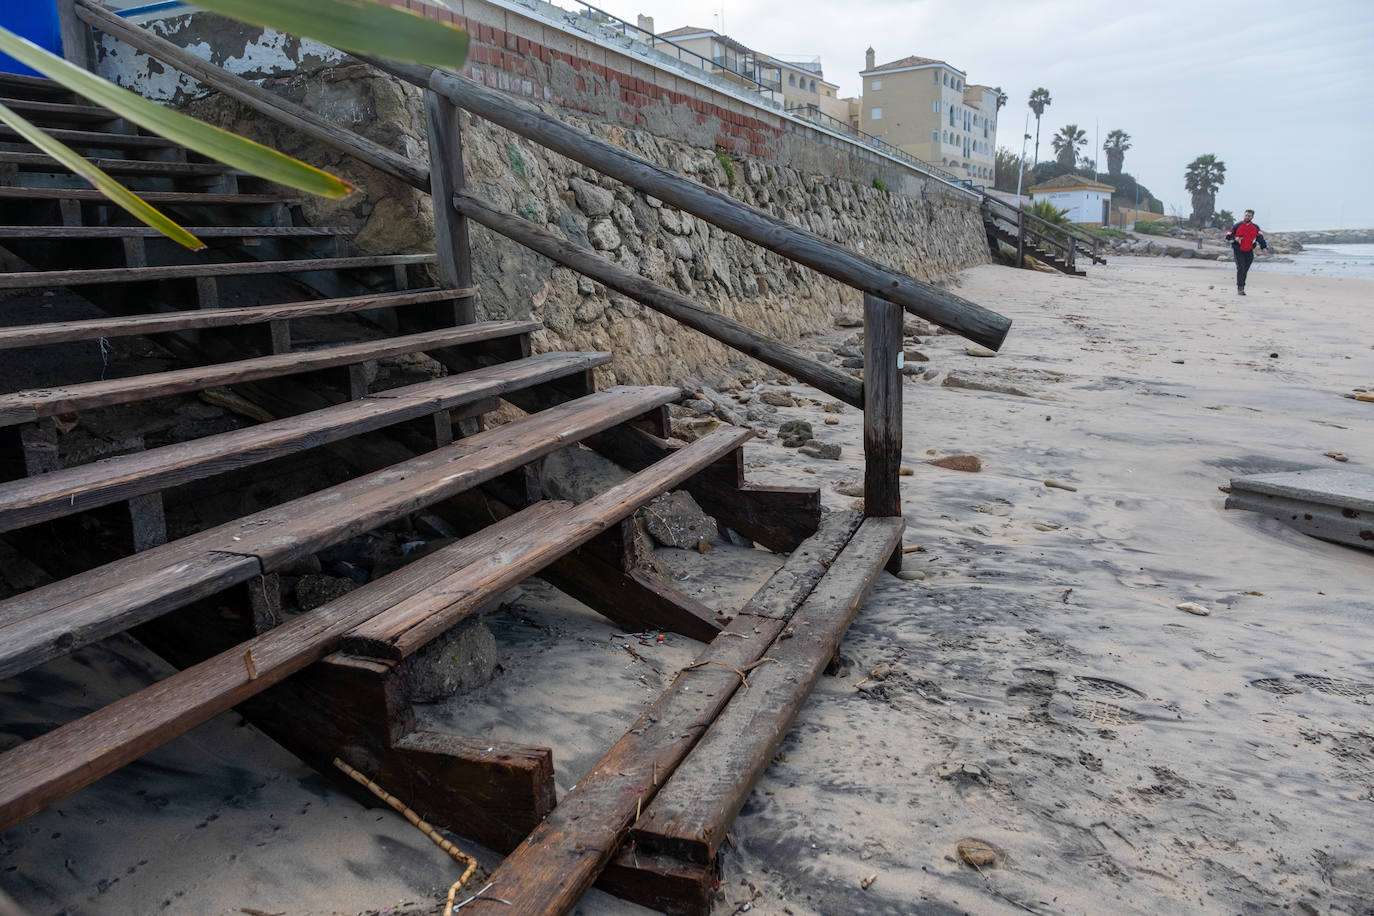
[981,196,1108,276]
[0,1,1030,900]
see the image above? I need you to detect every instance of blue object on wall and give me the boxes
[1,2,64,78]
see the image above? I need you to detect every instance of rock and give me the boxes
[1177,601,1210,616]
[965,345,998,358]
[834,477,865,497]
[1043,479,1078,491]
[295,574,357,612]
[840,356,865,369]
[759,390,796,407]
[1324,451,1349,462]
[777,419,814,445]
[799,441,842,460]
[923,369,941,380]
[956,839,1000,868]
[684,398,716,415]
[540,444,630,502]
[834,345,862,358]
[823,401,844,414]
[897,568,926,581]
[899,466,915,476]
[568,176,614,218]
[671,416,723,442]
[641,490,719,549]
[868,663,892,680]
[942,371,1033,397]
[835,314,863,328]
[903,349,929,363]
[929,454,981,472]
[587,218,621,250]
[824,417,839,425]
[400,617,499,703]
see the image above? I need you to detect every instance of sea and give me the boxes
[1268,243,1374,281]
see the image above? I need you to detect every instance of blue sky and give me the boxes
[585,0,1374,230]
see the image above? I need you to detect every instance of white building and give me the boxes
[1027,174,1116,226]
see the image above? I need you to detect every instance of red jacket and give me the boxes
[1226,220,1267,252]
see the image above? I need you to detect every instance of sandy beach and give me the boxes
[3,255,1372,915]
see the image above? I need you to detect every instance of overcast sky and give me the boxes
[583,0,1374,230]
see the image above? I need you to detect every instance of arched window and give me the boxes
[789,74,796,86]
[809,80,816,92]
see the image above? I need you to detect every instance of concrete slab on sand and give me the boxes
[1228,467,1374,550]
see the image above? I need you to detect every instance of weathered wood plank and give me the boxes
[0,253,434,290]
[0,320,534,426]
[0,351,607,532]
[0,124,174,150]
[0,385,680,678]
[0,287,467,350]
[343,425,754,661]
[597,850,718,916]
[425,91,474,324]
[452,190,863,409]
[54,0,92,70]
[631,517,905,864]
[863,293,902,518]
[0,225,351,240]
[74,0,429,191]
[0,502,569,830]
[0,151,232,177]
[0,97,112,124]
[0,187,293,206]
[471,511,862,913]
[378,62,1012,351]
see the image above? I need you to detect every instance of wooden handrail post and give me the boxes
[55,0,92,70]
[862,293,901,519]
[424,91,475,325]
[1016,210,1026,269]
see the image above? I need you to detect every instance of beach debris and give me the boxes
[1344,392,1374,403]
[798,440,842,460]
[896,569,926,581]
[861,873,878,890]
[929,454,981,472]
[1324,451,1349,462]
[943,371,1034,398]
[1044,479,1078,491]
[899,465,915,476]
[965,345,998,358]
[1033,523,1062,532]
[868,662,893,681]
[956,838,999,868]
[901,544,925,553]
[1177,602,1211,616]
[777,419,813,446]
[759,390,796,407]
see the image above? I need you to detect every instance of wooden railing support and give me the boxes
[424,91,475,326]
[1016,210,1026,269]
[862,294,902,519]
[55,0,92,71]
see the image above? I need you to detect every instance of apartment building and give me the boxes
[653,26,782,102]
[859,49,998,183]
[770,55,848,122]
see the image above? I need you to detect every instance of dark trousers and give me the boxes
[1234,247,1255,289]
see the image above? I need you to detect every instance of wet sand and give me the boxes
[3,256,1372,914]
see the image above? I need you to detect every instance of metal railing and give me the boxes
[784,106,967,186]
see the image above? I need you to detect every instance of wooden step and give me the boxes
[0,423,751,829]
[0,350,609,533]
[0,225,352,241]
[0,287,466,350]
[0,151,233,178]
[0,252,434,291]
[0,499,571,830]
[477,510,883,912]
[0,73,73,102]
[0,124,178,150]
[0,385,685,680]
[0,317,527,426]
[0,186,294,206]
[0,96,117,126]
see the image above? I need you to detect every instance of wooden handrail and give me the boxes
[451,190,864,408]
[374,59,1012,353]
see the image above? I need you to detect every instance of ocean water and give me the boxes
[1268,243,1374,281]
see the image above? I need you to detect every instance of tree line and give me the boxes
[994,88,1229,228]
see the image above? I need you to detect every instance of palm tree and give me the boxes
[1184,154,1226,229]
[1103,129,1131,179]
[1050,123,1087,169]
[1027,88,1051,165]
[993,86,1008,112]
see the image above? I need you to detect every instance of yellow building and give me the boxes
[769,55,847,122]
[653,27,781,102]
[859,49,999,183]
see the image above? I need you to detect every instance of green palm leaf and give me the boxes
[191,0,469,70]
[0,100,204,251]
[0,27,354,200]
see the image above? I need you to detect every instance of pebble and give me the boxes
[824,417,839,425]
[1324,451,1349,462]
[899,465,914,476]
[868,663,892,680]
[928,454,981,472]
[956,839,999,868]
[1177,601,1211,616]
[759,391,796,407]
[897,569,926,581]
[799,443,842,460]
[860,873,878,890]
[965,345,997,358]
[834,477,865,497]
[1043,479,1078,491]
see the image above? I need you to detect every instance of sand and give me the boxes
[4,255,1373,915]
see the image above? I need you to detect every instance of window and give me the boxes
[934,70,940,84]
[942,130,947,143]
[932,129,939,142]
[949,107,955,126]
[871,107,883,120]
[825,89,832,97]
[871,78,882,90]
[943,74,949,86]
[933,99,940,114]
[809,80,816,92]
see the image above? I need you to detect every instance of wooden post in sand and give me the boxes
[1016,209,1026,268]
[862,293,902,519]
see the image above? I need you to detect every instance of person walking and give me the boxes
[1225,209,1268,295]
